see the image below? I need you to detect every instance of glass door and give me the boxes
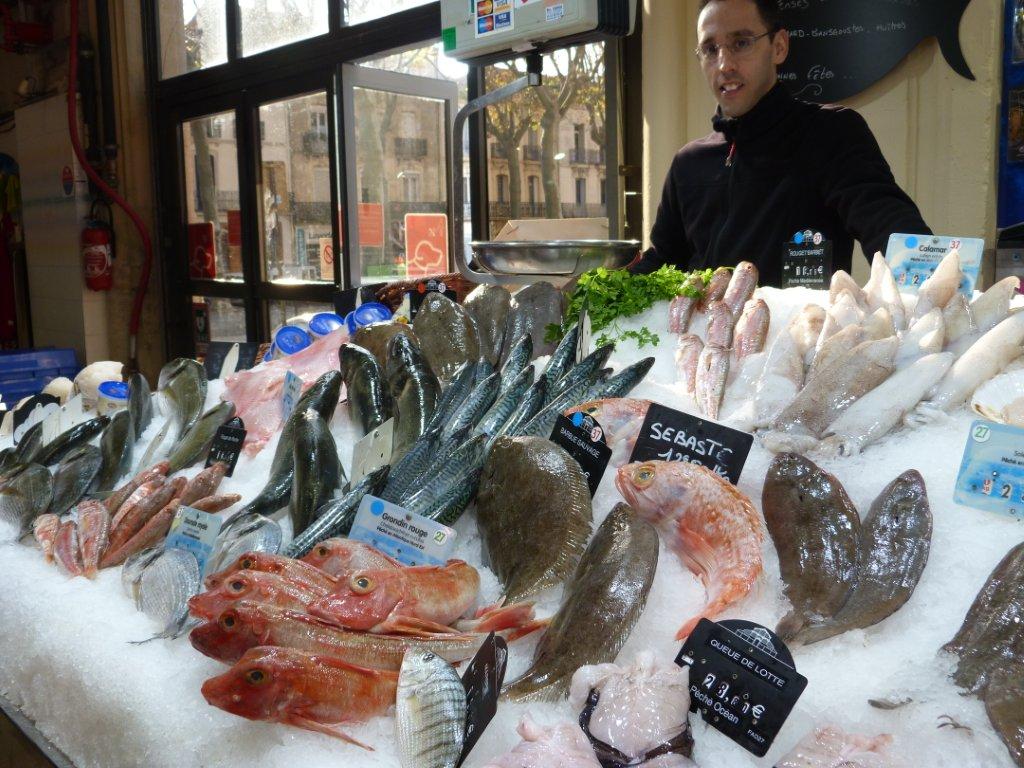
[341,63,458,286]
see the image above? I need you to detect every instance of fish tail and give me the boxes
[935,13,974,81]
[461,601,536,634]
[504,617,551,642]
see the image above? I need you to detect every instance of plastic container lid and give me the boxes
[97,380,129,401]
[308,312,345,337]
[345,302,393,334]
[274,325,313,356]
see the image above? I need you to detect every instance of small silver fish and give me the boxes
[136,548,202,641]
[396,650,467,768]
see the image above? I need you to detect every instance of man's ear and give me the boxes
[772,29,790,66]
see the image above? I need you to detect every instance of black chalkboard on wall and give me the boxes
[776,0,976,104]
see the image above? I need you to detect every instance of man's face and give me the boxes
[697,0,789,118]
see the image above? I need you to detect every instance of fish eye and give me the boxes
[316,546,328,557]
[245,668,267,685]
[585,405,598,414]
[633,465,656,487]
[350,575,374,594]
[220,612,237,630]
[229,580,246,593]
[240,557,254,569]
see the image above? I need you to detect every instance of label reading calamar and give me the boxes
[885,233,983,295]
[349,495,457,567]
[165,505,223,577]
[954,420,1024,519]
[676,619,806,757]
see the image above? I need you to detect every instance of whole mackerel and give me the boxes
[35,415,110,467]
[476,436,593,603]
[541,324,581,393]
[502,503,659,702]
[441,371,499,441]
[283,465,390,559]
[497,333,533,393]
[475,365,535,437]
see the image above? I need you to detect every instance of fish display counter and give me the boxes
[0,254,1022,767]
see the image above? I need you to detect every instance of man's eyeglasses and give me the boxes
[695,31,774,63]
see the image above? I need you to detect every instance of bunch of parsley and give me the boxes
[547,265,714,349]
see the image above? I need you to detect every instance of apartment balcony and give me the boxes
[488,202,549,219]
[569,148,605,165]
[395,137,428,160]
[302,131,329,155]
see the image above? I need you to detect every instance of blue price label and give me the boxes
[954,420,1024,519]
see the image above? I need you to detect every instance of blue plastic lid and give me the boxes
[346,302,393,334]
[274,325,312,356]
[309,312,345,337]
[98,380,129,400]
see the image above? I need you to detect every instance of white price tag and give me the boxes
[350,418,395,484]
[58,394,86,434]
[281,371,303,420]
[219,343,240,380]
[349,495,457,567]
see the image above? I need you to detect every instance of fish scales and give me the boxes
[396,650,466,768]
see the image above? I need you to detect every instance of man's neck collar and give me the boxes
[711,83,793,143]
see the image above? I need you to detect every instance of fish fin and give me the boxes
[775,611,806,642]
[287,716,375,750]
[376,616,460,636]
[502,617,551,642]
[458,602,535,634]
[305,654,396,680]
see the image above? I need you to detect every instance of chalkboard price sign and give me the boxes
[776,0,976,104]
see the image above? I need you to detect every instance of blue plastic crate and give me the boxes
[0,348,79,404]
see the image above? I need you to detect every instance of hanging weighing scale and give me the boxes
[441,0,640,285]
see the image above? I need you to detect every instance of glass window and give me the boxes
[257,91,335,284]
[268,300,335,332]
[204,296,248,342]
[484,43,607,236]
[351,43,468,284]
[182,110,243,281]
[345,0,431,26]
[240,0,329,57]
[159,0,228,79]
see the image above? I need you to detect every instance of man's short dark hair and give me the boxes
[698,0,784,33]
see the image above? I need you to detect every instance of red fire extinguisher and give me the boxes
[82,200,114,291]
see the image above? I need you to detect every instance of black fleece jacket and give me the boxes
[634,84,931,287]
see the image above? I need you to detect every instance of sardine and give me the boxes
[128,372,153,441]
[464,284,512,367]
[35,415,110,467]
[48,445,102,516]
[762,453,860,639]
[617,461,762,639]
[290,408,343,538]
[284,465,389,559]
[721,261,758,319]
[733,298,770,359]
[396,650,466,768]
[502,503,659,702]
[413,292,481,382]
[694,345,729,420]
[0,463,53,539]
[792,470,932,645]
[477,436,592,603]
[223,371,342,528]
[913,249,962,320]
[676,334,704,397]
[338,343,391,436]
[93,410,133,493]
[502,282,565,363]
[820,353,954,457]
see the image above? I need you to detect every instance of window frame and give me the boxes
[142,1,641,359]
